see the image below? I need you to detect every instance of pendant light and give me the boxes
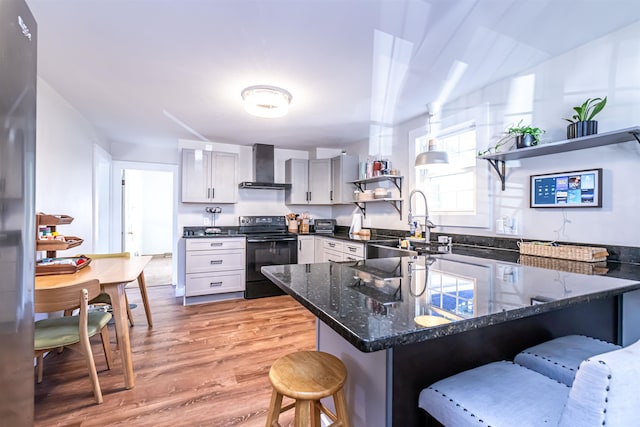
[415,139,449,169]
[415,110,449,169]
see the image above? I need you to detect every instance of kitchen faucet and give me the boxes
[407,189,436,243]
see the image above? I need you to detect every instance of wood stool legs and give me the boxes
[266,389,283,427]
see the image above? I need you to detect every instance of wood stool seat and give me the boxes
[266,351,350,427]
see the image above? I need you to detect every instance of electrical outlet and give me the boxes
[203,216,210,226]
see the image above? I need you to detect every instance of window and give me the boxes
[428,270,475,319]
[415,125,477,215]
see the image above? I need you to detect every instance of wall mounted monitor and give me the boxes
[530,168,602,208]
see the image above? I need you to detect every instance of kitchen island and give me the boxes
[262,250,640,426]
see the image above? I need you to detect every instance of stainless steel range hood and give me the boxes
[239,144,291,190]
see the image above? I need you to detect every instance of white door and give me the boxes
[123,169,174,256]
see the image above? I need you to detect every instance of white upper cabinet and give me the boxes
[285,158,309,204]
[285,158,331,205]
[181,149,238,203]
[331,154,358,204]
[308,159,332,204]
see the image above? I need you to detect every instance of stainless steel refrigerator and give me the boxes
[0,0,37,425]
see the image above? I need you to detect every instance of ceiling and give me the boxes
[26,0,640,151]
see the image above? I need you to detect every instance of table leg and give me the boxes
[104,282,135,389]
[137,272,153,327]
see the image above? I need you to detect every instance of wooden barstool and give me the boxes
[266,351,350,427]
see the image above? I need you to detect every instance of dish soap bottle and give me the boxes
[414,221,422,238]
[409,221,416,237]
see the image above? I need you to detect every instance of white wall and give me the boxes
[35,78,109,254]
[433,20,640,246]
[337,20,640,247]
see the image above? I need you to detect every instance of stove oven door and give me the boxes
[245,236,298,298]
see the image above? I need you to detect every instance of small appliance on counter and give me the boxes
[314,219,336,234]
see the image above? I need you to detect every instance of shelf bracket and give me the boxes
[486,159,506,191]
[353,200,403,220]
[632,131,640,144]
[387,199,403,220]
[354,202,367,218]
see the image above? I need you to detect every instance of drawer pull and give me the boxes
[210,242,223,247]
[346,256,357,261]
[209,281,223,287]
[328,242,336,247]
[347,246,357,252]
[210,260,223,265]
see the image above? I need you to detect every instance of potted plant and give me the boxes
[508,121,544,149]
[564,96,607,139]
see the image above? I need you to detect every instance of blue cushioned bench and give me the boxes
[514,334,621,386]
[419,339,640,427]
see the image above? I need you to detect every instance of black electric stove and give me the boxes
[239,216,298,299]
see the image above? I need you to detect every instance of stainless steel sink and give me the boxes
[366,242,417,259]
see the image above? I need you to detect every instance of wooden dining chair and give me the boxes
[80,252,153,327]
[34,279,113,404]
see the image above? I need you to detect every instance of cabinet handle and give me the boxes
[330,190,333,201]
[209,281,223,287]
[207,188,211,198]
[210,260,223,265]
[347,246,357,252]
[299,241,302,250]
[210,242,223,247]
[306,191,310,201]
[346,256,357,261]
[328,242,335,247]
[212,188,215,199]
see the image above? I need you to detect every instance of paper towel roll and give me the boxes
[349,213,362,234]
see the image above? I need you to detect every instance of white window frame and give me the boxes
[415,123,477,215]
[410,119,491,229]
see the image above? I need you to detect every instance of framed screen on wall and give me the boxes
[530,168,602,208]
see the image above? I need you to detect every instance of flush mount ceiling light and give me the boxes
[241,85,292,118]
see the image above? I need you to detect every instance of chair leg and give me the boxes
[125,291,134,327]
[136,272,153,327]
[100,326,113,370]
[266,388,283,427]
[79,328,103,404]
[36,353,44,383]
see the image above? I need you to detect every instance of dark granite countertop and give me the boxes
[296,231,398,243]
[262,247,640,353]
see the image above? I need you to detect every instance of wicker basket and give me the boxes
[519,255,608,275]
[519,242,608,262]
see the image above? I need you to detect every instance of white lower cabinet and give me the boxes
[184,237,246,302]
[297,235,315,264]
[316,237,364,263]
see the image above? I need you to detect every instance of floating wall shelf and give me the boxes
[351,176,404,219]
[479,126,640,190]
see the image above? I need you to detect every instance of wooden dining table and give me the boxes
[35,255,152,389]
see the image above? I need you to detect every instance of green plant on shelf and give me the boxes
[477,121,545,157]
[564,97,607,124]
[507,120,544,141]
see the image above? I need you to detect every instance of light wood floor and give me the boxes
[34,285,316,426]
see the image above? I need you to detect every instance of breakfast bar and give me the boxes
[262,250,640,427]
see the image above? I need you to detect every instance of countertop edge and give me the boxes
[262,266,640,353]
